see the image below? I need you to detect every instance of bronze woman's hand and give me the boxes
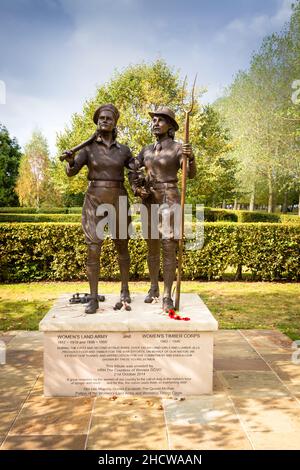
[136,187,150,199]
[182,143,193,160]
[60,150,75,166]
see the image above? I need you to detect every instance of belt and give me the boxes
[152,182,178,189]
[89,180,124,188]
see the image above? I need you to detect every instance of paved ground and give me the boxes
[0,329,300,450]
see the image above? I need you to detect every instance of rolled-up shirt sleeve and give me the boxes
[65,148,88,177]
[124,146,136,171]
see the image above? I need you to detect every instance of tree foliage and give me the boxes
[54,59,237,206]
[15,130,61,208]
[216,1,300,213]
[0,124,22,206]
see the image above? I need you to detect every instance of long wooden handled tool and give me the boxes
[175,75,197,311]
[59,132,97,162]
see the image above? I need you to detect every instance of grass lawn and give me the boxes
[0,281,299,340]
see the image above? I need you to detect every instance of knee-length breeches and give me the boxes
[82,185,130,245]
[143,186,181,241]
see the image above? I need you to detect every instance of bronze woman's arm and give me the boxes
[65,147,88,177]
[178,143,197,179]
[187,152,196,179]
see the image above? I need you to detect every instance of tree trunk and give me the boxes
[233,199,238,210]
[268,170,274,213]
[222,200,226,209]
[249,183,255,212]
[235,264,242,281]
[298,193,300,217]
[282,192,288,214]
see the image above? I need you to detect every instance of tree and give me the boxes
[16,130,60,208]
[54,60,184,204]
[186,105,239,206]
[54,59,237,206]
[216,1,300,214]
[0,124,22,206]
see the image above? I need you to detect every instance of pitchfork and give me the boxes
[174,74,197,311]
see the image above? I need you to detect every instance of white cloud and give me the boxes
[215,0,293,44]
[2,88,74,157]
[0,0,295,156]
[1,1,150,156]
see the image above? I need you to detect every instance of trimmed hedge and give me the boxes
[237,211,281,223]
[2,207,298,224]
[0,213,81,223]
[203,208,281,223]
[1,209,282,224]
[203,208,238,222]
[281,214,300,224]
[0,222,299,282]
[0,207,82,214]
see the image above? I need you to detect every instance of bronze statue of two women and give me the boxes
[62,104,196,314]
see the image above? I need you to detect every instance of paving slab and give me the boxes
[269,360,300,384]
[87,396,167,450]
[2,435,87,450]
[0,367,40,402]
[218,371,291,397]
[214,357,270,371]
[0,411,18,437]
[240,330,293,354]
[7,332,44,351]
[214,340,258,359]
[27,374,44,399]
[0,393,30,413]
[8,397,94,436]
[248,431,300,450]
[213,372,225,392]
[5,349,43,369]
[231,397,300,434]
[0,329,299,450]
[163,395,252,450]
[213,330,244,344]
[0,334,16,345]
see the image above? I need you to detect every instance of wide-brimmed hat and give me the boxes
[93,103,120,125]
[149,106,179,131]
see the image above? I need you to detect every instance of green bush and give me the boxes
[67,207,82,214]
[203,208,238,222]
[0,207,82,214]
[237,211,280,223]
[2,206,293,225]
[0,213,81,223]
[0,222,299,282]
[235,223,300,281]
[280,214,300,224]
[203,208,280,223]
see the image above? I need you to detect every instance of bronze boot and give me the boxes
[120,287,131,304]
[162,296,174,312]
[85,296,99,314]
[161,239,177,311]
[86,243,101,314]
[145,241,160,303]
[144,285,160,303]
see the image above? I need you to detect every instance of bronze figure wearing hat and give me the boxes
[134,106,196,312]
[62,104,135,314]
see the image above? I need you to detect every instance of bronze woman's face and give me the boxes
[97,110,115,132]
[151,115,171,137]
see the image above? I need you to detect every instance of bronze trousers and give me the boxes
[143,186,180,299]
[82,184,130,297]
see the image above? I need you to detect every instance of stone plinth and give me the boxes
[39,294,218,397]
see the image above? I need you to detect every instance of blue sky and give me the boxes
[0,0,294,155]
